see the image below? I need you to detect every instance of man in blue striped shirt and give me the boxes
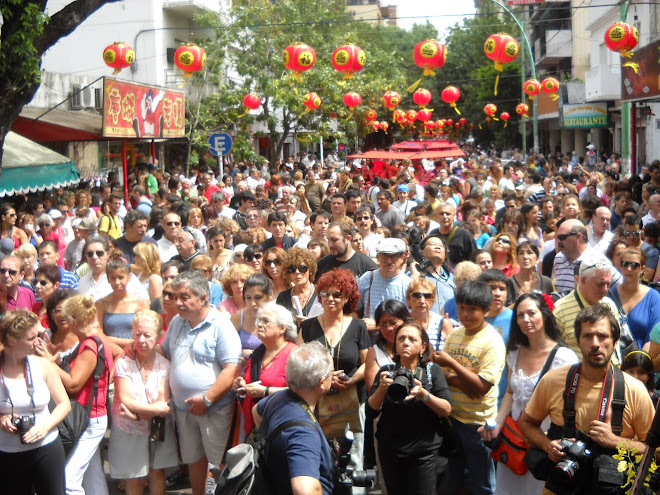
[552,219,591,293]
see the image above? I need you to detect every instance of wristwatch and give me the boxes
[422,393,431,403]
[202,394,213,407]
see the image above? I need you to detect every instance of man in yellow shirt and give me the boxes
[98,193,123,239]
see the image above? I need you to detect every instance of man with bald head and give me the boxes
[552,219,592,292]
[642,194,660,226]
[588,206,614,254]
[171,229,201,270]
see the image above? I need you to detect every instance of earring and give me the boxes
[420,353,424,359]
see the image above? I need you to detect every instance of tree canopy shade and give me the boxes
[0,0,120,173]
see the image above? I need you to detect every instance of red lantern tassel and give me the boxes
[550,94,559,102]
[623,62,639,74]
[407,77,424,93]
[450,102,461,115]
[503,122,508,128]
[494,72,500,96]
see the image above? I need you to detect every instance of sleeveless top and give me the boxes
[0,355,59,453]
[374,344,394,368]
[103,312,135,340]
[2,226,20,250]
[239,311,262,351]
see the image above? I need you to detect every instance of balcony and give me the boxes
[585,65,621,102]
[535,29,572,67]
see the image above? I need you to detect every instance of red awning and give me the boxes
[347,150,416,160]
[391,139,457,150]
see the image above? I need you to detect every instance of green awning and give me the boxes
[0,131,80,197]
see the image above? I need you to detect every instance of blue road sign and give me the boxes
[208,133,233,156]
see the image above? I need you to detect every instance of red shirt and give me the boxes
[204,184,221,202]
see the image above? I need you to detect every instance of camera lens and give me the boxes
[556,459,579,481]
[387,375,411,403]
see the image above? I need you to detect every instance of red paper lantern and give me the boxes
[436,119,445,128]
[413,88,432,108]
[371,121,381,130]
[425,121,436,131]
[516,103,529,117]
[380,121,389,133]
[413,40,446,76]
[282,43,316,78]
[441,86,461,114]
[454,122,461,129]
[446,119,454,126]
[365,109,378,121]
[332,44,366,80]
[524,79,541,100]
[500,112,510,127]
[343,92,362,111]
[459,117,467,126]
[484,103,498,116]
[103,42,135,75]
[174,43,206,79]
[417,109,433,122]
[484,33,519,94]
[383,91,401,110]
[541,77,560,101]
[485,116,493,123]
[604,22,638,56]
[406,110,418,122]
[302,92,321,111]
[392,109,405,122]
[243,93,261,110]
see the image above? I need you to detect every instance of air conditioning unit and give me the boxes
[82,87,92,107]
[167,47,176,64]
[94,88,102,109]
[70,85,82,109]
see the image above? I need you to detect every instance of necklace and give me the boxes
[294,283,314,309]
[321,314,346,365]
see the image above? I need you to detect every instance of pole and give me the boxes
[491,0,538,153]
[320,135,324,166]
[520,21,527,159]
[631,102,636,175]
[122,140,129,208]
[621,0,632,174]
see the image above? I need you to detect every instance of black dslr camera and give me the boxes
[13,415,35,444]
[150,416,166,442]
[332,429,376,495]
[387,366,424,403]
[555,439,592,482]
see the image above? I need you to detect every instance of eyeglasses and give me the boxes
[245,253,263,262]
[162,291,175,299]
[166,221,181,227]
[320,290,342,299]
[557,232,577,241]
[35,279,51,287]
[265,259,282,267]
[245,294,265,301]
[86,250,105,258]
[411,292,434,299]
[255,317,276,327]
[287,265,309,274]
[0,268,18,276]
[623,230,641,237]
[496,237,511,245]
[621,260,642,270]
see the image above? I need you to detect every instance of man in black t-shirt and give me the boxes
[315,221,377,281]
[113,210,156,264]
[428,201,476,268]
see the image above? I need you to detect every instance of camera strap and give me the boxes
[0,353,36,419]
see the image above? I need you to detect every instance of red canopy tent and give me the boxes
[390,139,457,150]
[348,148,465,160]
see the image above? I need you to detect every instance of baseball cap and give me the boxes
[397,184,410,193]
[377,238,407,255]
[77,219,97,231]
[48,209,63,220]
[587,144,595,150]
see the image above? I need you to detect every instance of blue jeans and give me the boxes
[445,417,496,495]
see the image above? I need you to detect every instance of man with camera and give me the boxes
[253,341,335,495]
[519,304,654,495]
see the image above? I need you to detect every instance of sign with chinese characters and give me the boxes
[102,77,185,138]
[621,39,660,101]
[561,103,610,129]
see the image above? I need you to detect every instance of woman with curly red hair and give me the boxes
[298,268,370,441]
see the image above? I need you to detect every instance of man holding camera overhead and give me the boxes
[519,304,654,495]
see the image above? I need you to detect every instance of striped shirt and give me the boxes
[443,324,505,425]
[357,270,411,320]
[552,247,595,293]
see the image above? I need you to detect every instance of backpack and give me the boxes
[214,419,317,495]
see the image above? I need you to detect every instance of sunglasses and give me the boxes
[162,291,175,299]
[411,292,434,299]
[86,250,105,258]
[245,253,263,262]
[166,221,181,227]
[356,216,371,221]
[621,260,642,270]
[320,290,342,299]
[265,259,282,267]
[287,265,309,274]
[557,232,577,241]
[35,279,51,287]
[623,230,641,237]
[0,268,18,276]
[496,237,511,245]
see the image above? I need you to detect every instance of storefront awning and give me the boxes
[0,131,80,197]
[348,148,466,160]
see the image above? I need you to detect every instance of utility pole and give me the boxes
[620,0,632,174]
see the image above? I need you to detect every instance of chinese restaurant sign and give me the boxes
[561,103,610,129]
[102,77,185,138]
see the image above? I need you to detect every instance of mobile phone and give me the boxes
[339,373,350,381]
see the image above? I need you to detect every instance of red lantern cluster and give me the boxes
[413,88,432,108]
[441,86,461,115]
[174,43,206,79]
[484,33,519,95]
[524,79,541,100]
[516,103,529,117]
[383,91,401,110]
[302,92,321,111]
[332,44,366,80]
[103,42,135,75]
[343,92,362,111]
[283,43,316,78]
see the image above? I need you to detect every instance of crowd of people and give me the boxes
[0,146,659,495]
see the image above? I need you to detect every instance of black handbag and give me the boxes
[50,336,107,455]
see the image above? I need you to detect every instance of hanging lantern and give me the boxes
[484,103,499,121]
[238,93,261,118]
[446,119,454,126]
[605,22,639,73]
[417,109,433,122]
[424,121,435,132]
[332,44,366,80]
[484,33,519,95]
[371,121,381,131]
[409,40,446,92]
[459,117,467,126]
[174,43,206,80]
[485,116,493,123]
[392,109,405,122]
[541,77,560,101]
[516,103,529,117]
[454,122,461,129]
[441,86,461,115]
[413,88,432,108]
[365,109,378,121]
[406,110,418,122]
[302,92,321,111]
[343,92,361,120]
[383,91,401,110]
[436,119,445,128]
[103,42,135,75]
[524,79,541,100]
[282,43,316,79]
[380,121,389,133]
[500,112,510,127]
